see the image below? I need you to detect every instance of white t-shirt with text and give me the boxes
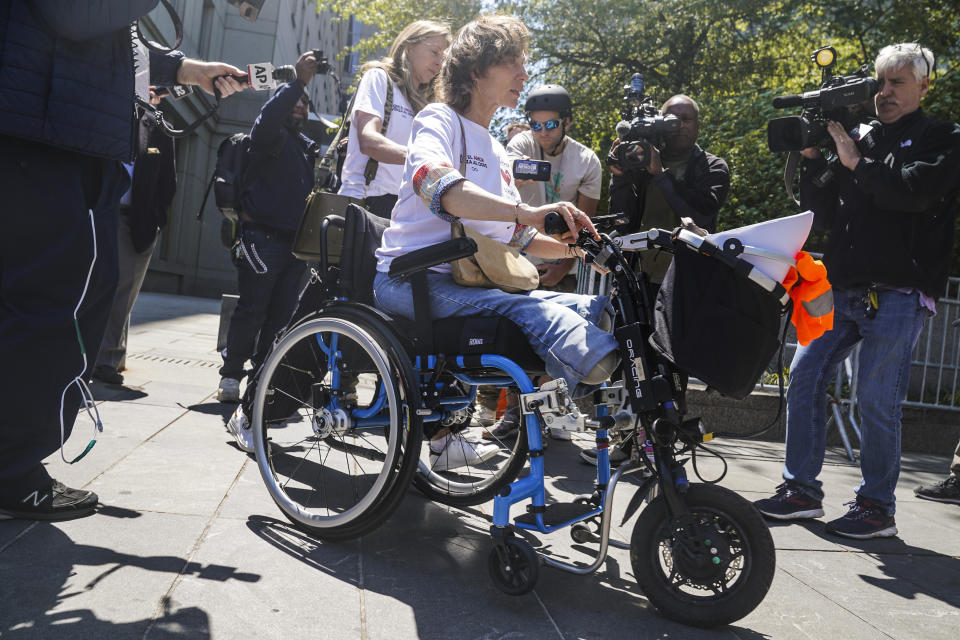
[339,68,416,198]
[376,103,521,274]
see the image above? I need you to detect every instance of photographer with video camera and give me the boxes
[608,92,730,282]
[217,51,321,407]
[0,0,245,522]
[754,44,960,539]
[582,89,729,467]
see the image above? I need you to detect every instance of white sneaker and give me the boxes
[430,436,499,472]
[217,377,241,403]
[548,425,573,440]
[457,427,483,444]
[227,406,254,453]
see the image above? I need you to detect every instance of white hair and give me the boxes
[875,43,935,82]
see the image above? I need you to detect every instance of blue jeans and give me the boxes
[783,287,928,514]
[373,271,618,397]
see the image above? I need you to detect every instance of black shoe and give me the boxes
[753,482,825,520]
[92,365,124,385]
[0,480,99,521]
[914,475,960,504]
[482,410,520,440]
[579,445,629,467]
[825,497,898,539]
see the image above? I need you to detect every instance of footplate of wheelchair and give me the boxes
[519,379,584,433]
[515,501,596,527]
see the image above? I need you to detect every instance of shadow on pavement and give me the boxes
[1,512,261,639]
[770,519,960,610]
[247,493,772,639]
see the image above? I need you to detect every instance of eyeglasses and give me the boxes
[528,118,562,132]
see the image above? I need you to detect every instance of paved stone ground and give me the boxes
[1,292,957,639]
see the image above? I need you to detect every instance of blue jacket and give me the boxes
[240,80,318,232]
[0,0,182,162]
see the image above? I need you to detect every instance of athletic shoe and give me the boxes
[914,475,960,504]
[227,406,254,453]
[455,427,483,445]
[579,445,630,467]
[482,410,520,440]
[430,436,500,472]
[825,497,898,539]
[0,480,98,521]
[217,376,241,403]
[753,482,825,520]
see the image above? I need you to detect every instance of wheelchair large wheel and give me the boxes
[630,483,775,627]
[413,413,529,507]
[252,309,422,540]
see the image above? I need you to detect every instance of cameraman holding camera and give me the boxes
[217,51,321,410]
[754,44,960,539]
[0,1,245,521]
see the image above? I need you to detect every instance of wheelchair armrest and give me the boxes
[388,237,478,279]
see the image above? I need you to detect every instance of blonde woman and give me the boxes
[338,20,451,218]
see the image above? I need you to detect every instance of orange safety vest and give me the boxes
[782,251,834,346]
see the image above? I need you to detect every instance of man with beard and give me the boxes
[218,51,320,405]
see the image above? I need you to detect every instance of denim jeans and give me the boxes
[221,228,306,380]
[373,270,618,397]
[783,287,928,514]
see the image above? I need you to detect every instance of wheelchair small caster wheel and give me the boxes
[488,537,539,595]
[570,523,598,544]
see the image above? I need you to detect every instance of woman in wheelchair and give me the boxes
[372,15,619,471]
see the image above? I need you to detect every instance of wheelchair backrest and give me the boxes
[338,203,389,305]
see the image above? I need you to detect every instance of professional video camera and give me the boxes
[610,73,681,170]
[767,46,878,153]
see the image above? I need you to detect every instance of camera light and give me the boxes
[813,46,836,68]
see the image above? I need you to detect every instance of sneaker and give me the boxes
[914,475,960,505]
[227,406,254,453]
[217,377,241,403]
[0,480,98,521]
[471,405,498,428]
[579,445,630,467]
[549,426,573,440]
[825,497,898,539]
[482,410,520,440]
[430,436,500,472]
[455,427,483,445]
[92,365,124,385]
[753,482,825,520]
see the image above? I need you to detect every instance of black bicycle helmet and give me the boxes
[524,84,572,117]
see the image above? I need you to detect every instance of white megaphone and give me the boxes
[706,211,814,283]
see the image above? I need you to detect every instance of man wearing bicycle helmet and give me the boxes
[480,85,602,441]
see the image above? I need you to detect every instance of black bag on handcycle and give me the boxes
[650,244,787,400]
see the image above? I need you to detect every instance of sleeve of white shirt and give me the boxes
[579,150,603,201]
[351,68,388,123]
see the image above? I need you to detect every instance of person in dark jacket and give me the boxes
[0,0,245,522]
[584,94,729,467]
[217,51,320,410]
[754,43,960,539]
[93,94,178,385]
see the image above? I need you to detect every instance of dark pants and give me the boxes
[364,194,397,220]
[0,136,125,499]
[220,227,306,380]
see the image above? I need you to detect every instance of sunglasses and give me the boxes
[528,118,562,132]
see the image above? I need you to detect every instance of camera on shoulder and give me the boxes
[767,46,877,153]
[609,73,681,171]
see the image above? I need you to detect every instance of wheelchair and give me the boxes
[250,204,784,627]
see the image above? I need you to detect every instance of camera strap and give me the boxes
[783,151,801,206]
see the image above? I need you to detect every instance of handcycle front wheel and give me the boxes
[252,308,422,540]
[630,483,775,627]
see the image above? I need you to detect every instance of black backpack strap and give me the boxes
[364,72,393,186]
[196,173,215,220]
